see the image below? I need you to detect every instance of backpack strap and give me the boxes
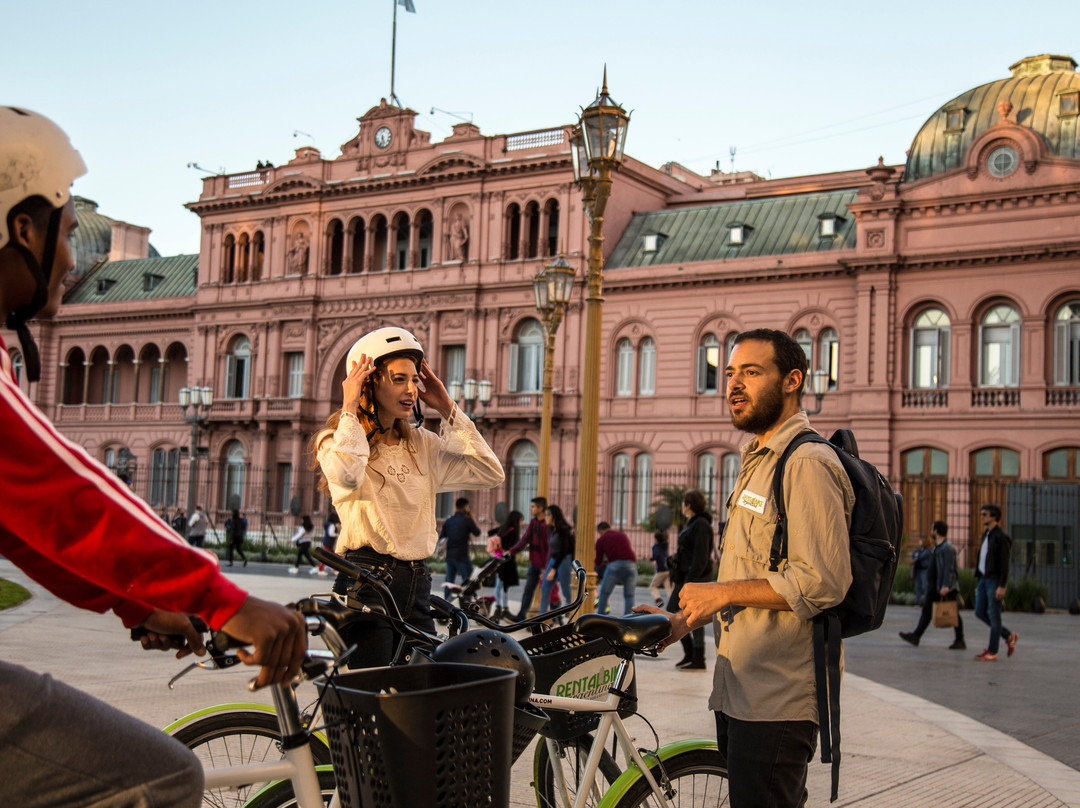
[768,431,828,572]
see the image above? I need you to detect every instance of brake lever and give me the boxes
[168,654,242,689]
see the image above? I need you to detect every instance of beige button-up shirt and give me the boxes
[709,412,854,724]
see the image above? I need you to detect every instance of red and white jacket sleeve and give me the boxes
[0,338,247,629]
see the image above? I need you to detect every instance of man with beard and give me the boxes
[636,328,853,808]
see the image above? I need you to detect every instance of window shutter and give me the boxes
[508,343,519,393]
[695,344,706,394]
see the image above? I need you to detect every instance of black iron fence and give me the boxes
[117,459,1080,607]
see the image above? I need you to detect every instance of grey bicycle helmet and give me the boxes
[431,629,535,706]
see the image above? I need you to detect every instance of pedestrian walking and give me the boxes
[539,504,575,615]
[289,515,317,574]
[440,496,481,598]
[973,504,1018,661]
[225,508,247,567]
[487,509,523,622]
[595,521,638,615]
[187,505,208,548]
[316,509,339,576]
[649,530,671,607]
[899,520,965,649]
[509,497,550,620]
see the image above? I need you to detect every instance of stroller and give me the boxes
[442,554,505,619]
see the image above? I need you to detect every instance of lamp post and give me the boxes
[571,69,630,605]
[533,253,576,499]
[446,377,493,420]
[802,370,831,415]
[179,385,213,523]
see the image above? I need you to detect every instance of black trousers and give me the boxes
[913,589,964,642]
[715,711,816,808]
[333,547,435,668]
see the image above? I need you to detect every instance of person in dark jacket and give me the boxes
[899,521,965,649]
[487,509,523,621]
[510,497,550,621]
[671,489,714,670]
[225,509,247,567]
[539,504,575,614]
[973,504,1017,661]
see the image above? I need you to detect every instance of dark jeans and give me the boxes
[226,537,247,565]
[715,711,816,808]
[913,589,964,642]
[975,576,1012,654]
[333,547,435,668]
[293,542,315,569]
[516,563,544,620]
[444,556,473,598]
[188,534,205,548]
[669,582,704,660]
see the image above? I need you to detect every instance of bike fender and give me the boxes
[162,703,330,747]
[163,702,277,733]
[595,739,718,808]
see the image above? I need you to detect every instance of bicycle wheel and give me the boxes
[609,748,728,808]
[241,767,337,808]
[533,733,622,808]
[170,710,331,808]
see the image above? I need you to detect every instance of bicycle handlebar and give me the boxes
[465,560,588,633]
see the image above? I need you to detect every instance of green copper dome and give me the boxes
[71,196,160,275]
[905,55,1080,183]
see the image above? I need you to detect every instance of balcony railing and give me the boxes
[505,128,566,152]
[902,389,949,408]
[493,392,542,411]
[226,170,270,189]
[971,388,1019,407]
[1046,387,1080,406]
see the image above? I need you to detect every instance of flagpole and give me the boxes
[390,0,399,106]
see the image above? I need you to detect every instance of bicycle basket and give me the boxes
[512,702,549,763]
[518,623,636,741]
[319,663,516,808]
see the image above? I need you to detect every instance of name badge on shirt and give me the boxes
[738,490,767,515]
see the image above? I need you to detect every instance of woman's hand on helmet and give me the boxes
[417,359,454,420]
[342,353,376,415]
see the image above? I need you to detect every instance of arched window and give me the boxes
[901,447,949,548]
[697,454,717,504]
[509,441,539,514]
[794,329,812,368]
[222,234,235,283]
[416,210,434,269]
[237,232,250,282]
[62,347,86,405]
[327,219,344,275]
[149,447,180,506]
[223,441,246,510]
[1045,447,1080,480]
[348,217,365,274]
[509,319,543,393]
[979,304,1020,387]
[112,345,135,404]
[10,349,23,386]
[615,339,634,397]
[819,328,839,391]
[505,203,521,260]
[911,308,951,388]
[392,212,410,270]
[524,201,540,258]
[251,231,265,280]
[225,336,251,399]
[1052,299,1080,386]
[696,334,720,394]
[639,338,656,396]
[611,453,630,527]
[697,451,740,515]
[970,446,1020,542]
[634,453,653,525]
[544,199,560,257]
[721,452,740,513]
[370,215,388,272]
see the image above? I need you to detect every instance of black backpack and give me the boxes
[769,428,903,801]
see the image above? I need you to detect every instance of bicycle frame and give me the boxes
[530,655,673,808]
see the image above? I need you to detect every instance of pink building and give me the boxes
[18,56,1080,603]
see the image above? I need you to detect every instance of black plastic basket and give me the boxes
[319,663,516,808]
[511,702,549,763]
[518,622,636,741]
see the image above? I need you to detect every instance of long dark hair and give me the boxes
[545,504,571,533]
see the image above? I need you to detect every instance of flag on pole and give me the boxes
[399,0,416,12]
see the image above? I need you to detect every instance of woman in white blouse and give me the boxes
[313,327,504,667]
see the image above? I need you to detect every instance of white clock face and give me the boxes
[374,126,392,149]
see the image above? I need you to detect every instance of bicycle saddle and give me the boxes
[573,613,671,651]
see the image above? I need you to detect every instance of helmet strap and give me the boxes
[4,206,63,384]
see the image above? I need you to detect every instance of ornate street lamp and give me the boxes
[572,69,630,604]
[533,252,576,499]
[802,369,831,415]
[179,385,213,526]
[447,377,493,420]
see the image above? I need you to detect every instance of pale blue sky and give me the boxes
[6,1,1079,256]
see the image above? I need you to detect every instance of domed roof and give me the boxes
[905,55,1080,183]
[71,196,159,275]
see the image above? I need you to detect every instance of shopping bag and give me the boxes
[933,599,959,628]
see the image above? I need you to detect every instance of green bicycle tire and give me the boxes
[241,766,337,808]
[604,748,728,808]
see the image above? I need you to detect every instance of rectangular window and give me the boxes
[287,352,304,398]
[639,341,656,396]
[149,448,180,506]
[277,463,292,512]
[634,454,652,525]
[443,346,466,388]
[225,355,249,398]
[149,365,162,404]
[611,454,630,527]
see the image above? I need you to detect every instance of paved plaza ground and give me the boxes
[2,558,1079,807]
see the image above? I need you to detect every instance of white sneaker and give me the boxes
[317,570,329,577]
[309,567,320,575]
[288,567,299,574]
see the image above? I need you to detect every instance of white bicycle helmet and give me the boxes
[346,326,424,372]
[345,327,426,435]
[0,107,87,250]
[1,107,87,381]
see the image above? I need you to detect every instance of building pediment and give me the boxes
[262,175,324,196]
[416,152,487,177]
